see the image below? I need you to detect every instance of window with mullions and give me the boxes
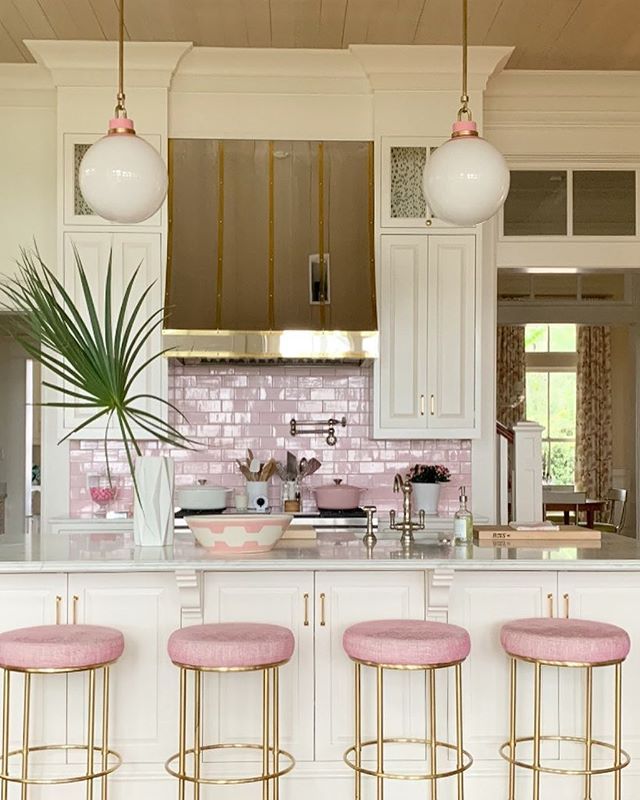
[525,324,577,485]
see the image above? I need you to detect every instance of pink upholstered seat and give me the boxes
[168,623,295,668]
[0,625,124,670]
[343,619,471,666]
[501,618,631,665]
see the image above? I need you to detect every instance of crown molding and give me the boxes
[171,44,513,95]
[25,41,192,88]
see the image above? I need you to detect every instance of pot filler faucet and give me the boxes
[389,473,426,548]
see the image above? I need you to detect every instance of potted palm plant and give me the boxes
[407,464,451,515]
[0,245,195,545]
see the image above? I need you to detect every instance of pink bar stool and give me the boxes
[165,622,295,799]
[342,619,473,799]
[0,624,124,799]
[500,617,631,800]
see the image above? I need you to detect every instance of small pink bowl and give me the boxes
[185,514,293,553]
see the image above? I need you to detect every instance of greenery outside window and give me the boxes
[525,324,577,485]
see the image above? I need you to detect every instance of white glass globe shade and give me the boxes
[79,132,168,224]
[422,134,510,226]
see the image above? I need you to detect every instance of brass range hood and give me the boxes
[163,139,378,363]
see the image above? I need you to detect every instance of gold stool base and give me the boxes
[165,742,295,785]
[344,737,472,781]
[499,735,630,777]
[0,744,122,786]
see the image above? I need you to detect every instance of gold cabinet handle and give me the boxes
[420,394,425,416]
[563,593,570,619]
[55,595,62,625]
[547,593,554,618]
[303,593,310,627]
[430,394,435,415]
[319,593,326,627]
[72,595,79,625]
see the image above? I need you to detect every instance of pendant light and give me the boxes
[422,0,510,226]
[78,0,168,224]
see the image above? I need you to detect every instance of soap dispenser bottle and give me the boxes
[453,486,473,544]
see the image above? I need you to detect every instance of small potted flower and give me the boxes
[407,464,451,515]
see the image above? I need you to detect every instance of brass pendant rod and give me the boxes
[458,0,472,120]
[115,0,126,116]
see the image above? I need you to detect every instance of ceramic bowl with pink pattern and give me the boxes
[185,514,293,553]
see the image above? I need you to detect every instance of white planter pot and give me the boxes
[411,482,442,515]
[133,456,175,547]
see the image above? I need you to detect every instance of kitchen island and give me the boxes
[2,529,639,800]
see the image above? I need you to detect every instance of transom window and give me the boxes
[525,324,577,485]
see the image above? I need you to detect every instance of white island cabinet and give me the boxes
[0,531,639,800]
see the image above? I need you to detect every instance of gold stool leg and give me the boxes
[584,666,593,800]
[1,670,10,800]
[532,662,542,800]
[178,668,187,800]
[614,662,622,800]
[429,668,437,800]
[262,668,270,800]
[508,658,517,800]
[20,672,31,800]
[272,667,279,800]
[101,666,110,800]
[86,667,96,800]
[376,665,384,800]
[193,669,202,800]
[355,662,361,800]
[455,663,464,800]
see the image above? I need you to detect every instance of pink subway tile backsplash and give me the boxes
[69,363,472,518]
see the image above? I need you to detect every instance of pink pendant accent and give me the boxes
[452,120,478,136]
[108,117,135,133]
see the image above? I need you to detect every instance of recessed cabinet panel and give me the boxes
[203,572,315,762]
[503,171,567,236]
[0,575,67,766]
[67,573,180,764]
[378,236,428,429]
[427,236,475,429]
[448,571,559,761]
[314,572,426,762]
[557,573,640,764]
[61,232,165,438]
[573,170,635,236]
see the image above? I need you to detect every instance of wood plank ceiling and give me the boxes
[1,0,640,69]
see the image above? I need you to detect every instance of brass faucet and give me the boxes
[389,473,426,548]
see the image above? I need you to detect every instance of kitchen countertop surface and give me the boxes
[1,529,640,572]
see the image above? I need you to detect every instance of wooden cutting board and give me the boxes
[474,525,601,541]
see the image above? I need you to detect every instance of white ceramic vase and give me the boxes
[133,456,175,546]
[411,482,441,515]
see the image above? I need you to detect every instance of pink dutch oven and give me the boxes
[314,479,364,510]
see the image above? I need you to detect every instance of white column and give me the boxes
[512,421,544,522]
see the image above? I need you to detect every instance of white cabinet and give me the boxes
[380,137,451,229]
[67,572,180,764]
[203,571,315,762]
[375,233,477,438]
[557,572,640,766]
[448,571,559,761]
[60,232,166,438]
[314,571,426,762]
[0,574,67,765]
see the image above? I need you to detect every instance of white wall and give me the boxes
[0,66,56,278]
[0,334,27,538]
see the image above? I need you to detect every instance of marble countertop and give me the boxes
[1,529,640,572]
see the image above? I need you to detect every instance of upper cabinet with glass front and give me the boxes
[380,137,455,229]
[502,168,637,239]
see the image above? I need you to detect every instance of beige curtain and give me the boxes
[575,325,612,500]
[497,325,526,429]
